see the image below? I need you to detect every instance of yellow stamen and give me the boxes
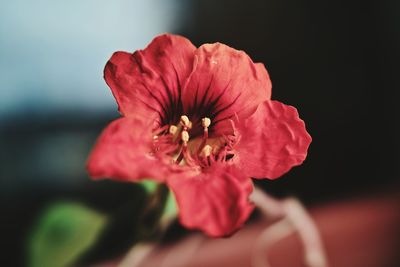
[196,117,211,155]
[169,125,178,135]
[181,130,189,143]
[200,144,213,157]
[180,115,191,129]
[202,117,211,128]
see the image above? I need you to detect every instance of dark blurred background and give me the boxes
[1,0,399,266]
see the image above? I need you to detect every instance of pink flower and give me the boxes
[87,34,311,237]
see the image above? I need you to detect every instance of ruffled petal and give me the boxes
[234,100,312,179]
[181,43,271,136]
[87,117,168,182]
[167,163,254,237]
[104,34,196,124]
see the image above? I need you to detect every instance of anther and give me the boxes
[200,145,213,158]
[176,130,190,165]
[169,125,178,135]
[197,117,211,154]
[181,130,190,144]
[180,115,191,129]
[202,117,211,128]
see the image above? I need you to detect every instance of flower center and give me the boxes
[153,115,232,168]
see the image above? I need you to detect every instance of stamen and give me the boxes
[200,145,213,158]
[202,117,211,128]
[176,130,190,165]
[180,115,191,129]
[181,130,190,144]
[169,125,178,135]
[197,117,211,154]
[171,124,182,143]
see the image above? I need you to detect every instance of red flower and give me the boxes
[87,34,311,237]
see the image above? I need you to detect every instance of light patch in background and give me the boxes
[0,0,185,118]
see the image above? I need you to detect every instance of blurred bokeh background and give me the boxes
[1,0,399,266]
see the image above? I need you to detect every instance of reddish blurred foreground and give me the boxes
[103,191,400,267]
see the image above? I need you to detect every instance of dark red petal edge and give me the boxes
[104,34,196,124]
[234,100,312,179]
[167,163,254,237]
[87,117,167,182]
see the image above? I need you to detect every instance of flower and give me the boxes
[87,34,312,237]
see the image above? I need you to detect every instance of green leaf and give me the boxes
[163,190,177,219]
[28,202,108,267]
[139,179,158,194]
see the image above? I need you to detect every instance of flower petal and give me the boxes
[181,43,271,136]
[167,163,254,237]
[87,117,167,182]
[234,100,312,179]
[104,34,196,124]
